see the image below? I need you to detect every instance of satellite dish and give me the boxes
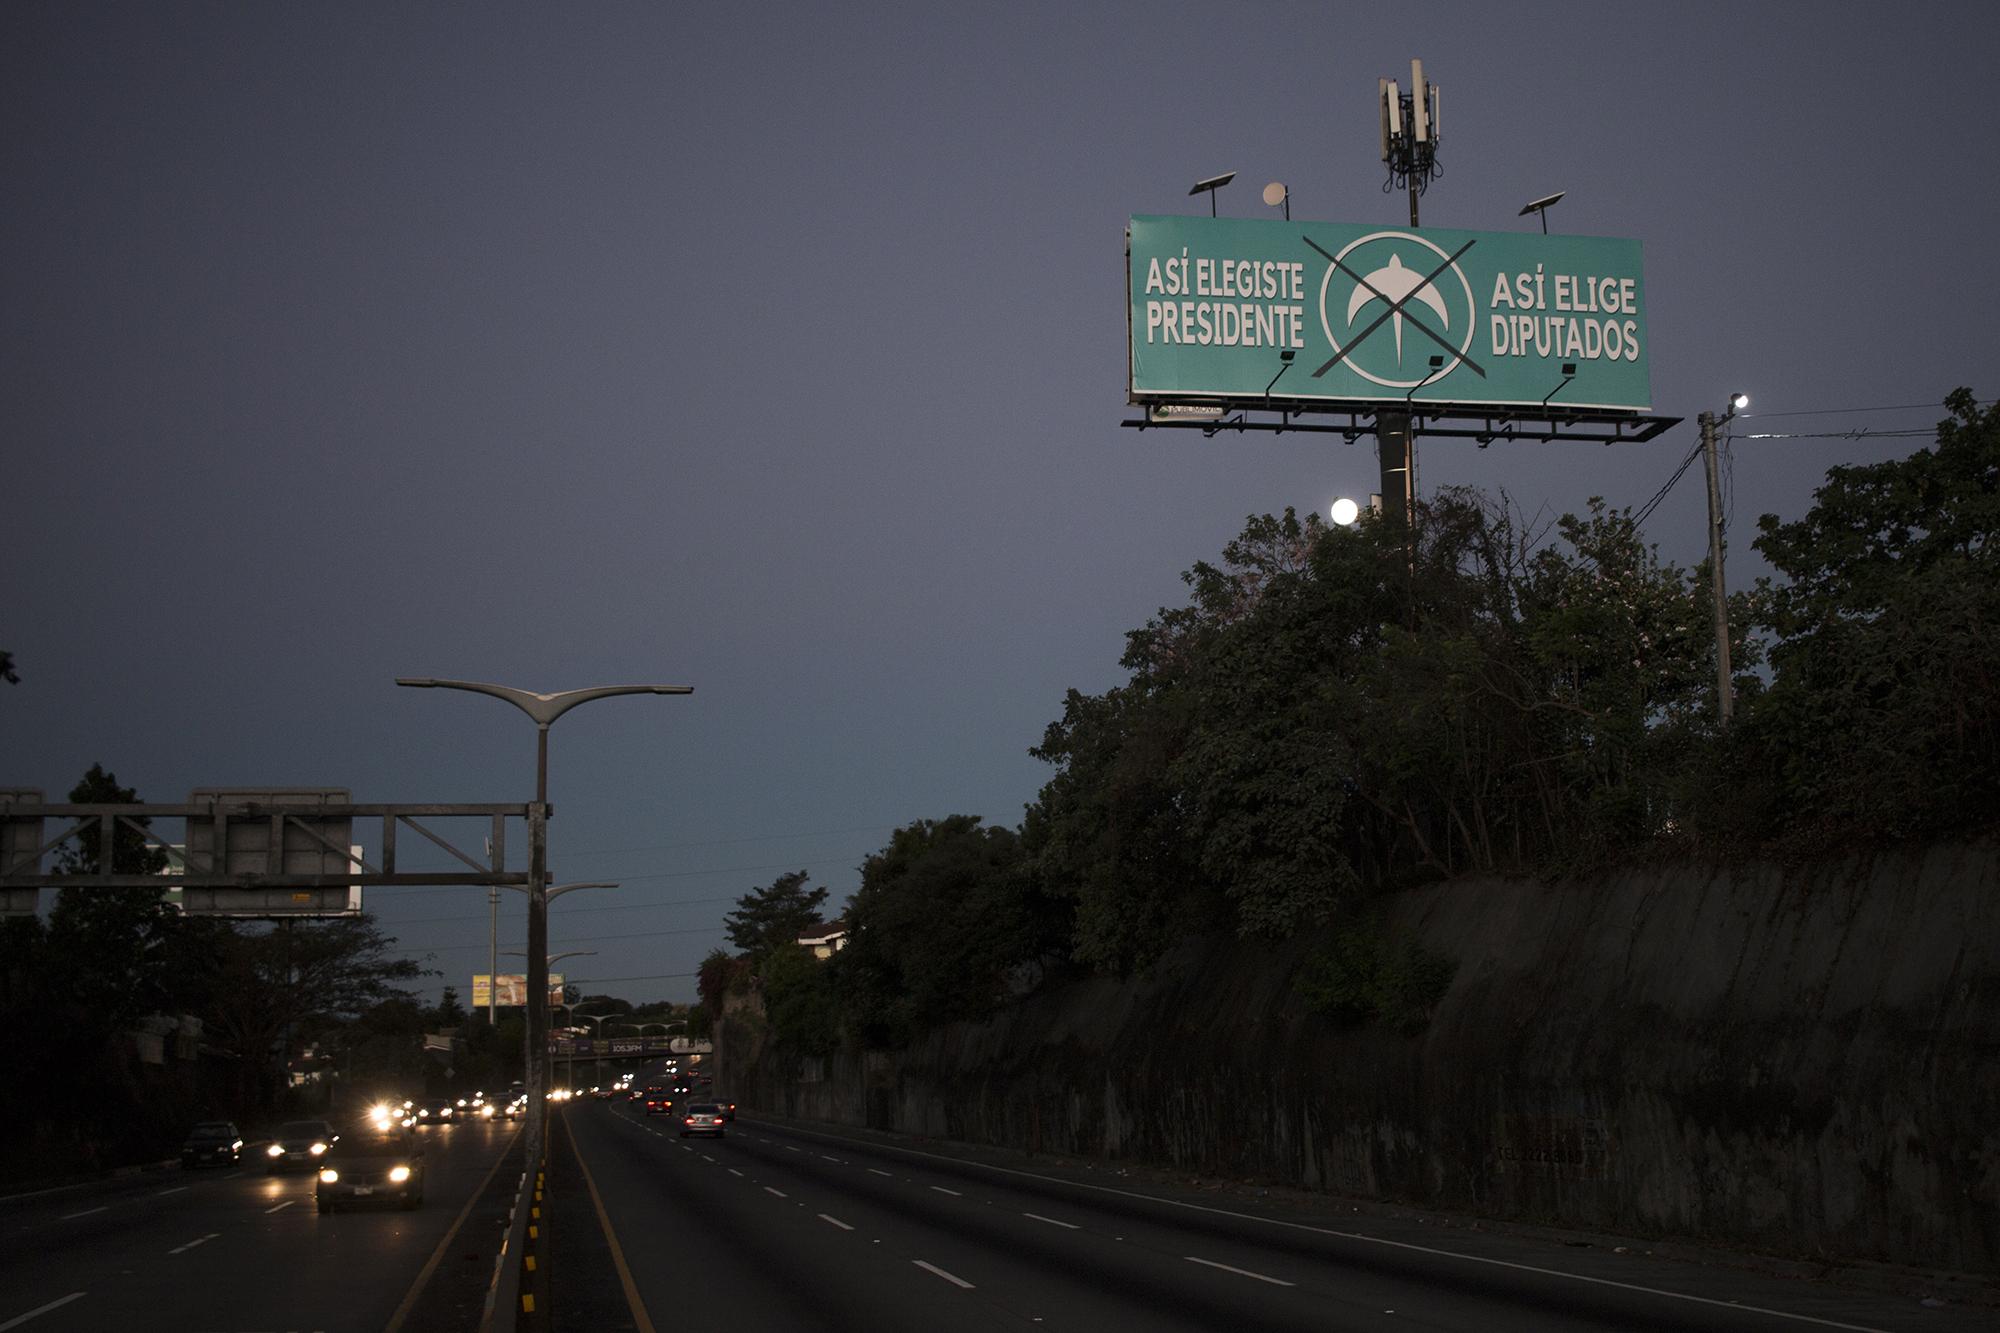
[1262,182,1287,207]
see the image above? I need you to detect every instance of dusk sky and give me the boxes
[6,2,1996,1006]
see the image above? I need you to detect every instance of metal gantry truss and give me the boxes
[1,791,531,916]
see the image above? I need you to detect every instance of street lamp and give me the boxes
[398,678,690,1166]
[506,944,598,1096]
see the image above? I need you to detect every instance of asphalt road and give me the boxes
[559,1101,1992,1333]
[0,1115,521,1333]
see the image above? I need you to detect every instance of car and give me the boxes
[316,1121,425,1212]
[712,1098,737,1123]
[679,1103,726,1138]
[498,1096,527,1121]
[265,1119,338,1173]
[181,1120,244,1168]
[411,1098,456,1126]
[642,1085,677,1116]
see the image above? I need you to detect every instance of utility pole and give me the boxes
[1698,399,1747,725]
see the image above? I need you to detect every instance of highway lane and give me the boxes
[562,1102,1993,1333]
[0,1116,519,1333]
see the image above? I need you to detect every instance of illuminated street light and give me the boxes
[398,677,690,1166]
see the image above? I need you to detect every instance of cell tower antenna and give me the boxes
[1380,57,1442,226]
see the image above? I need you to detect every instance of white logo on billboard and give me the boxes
[1316,231,1477,390]
[1345,254,1449,366]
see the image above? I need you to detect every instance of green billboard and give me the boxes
[1128,215,1652,412]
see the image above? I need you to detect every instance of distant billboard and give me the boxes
[472,973,565,1006]
[1128,215,1651,412]
[181,788,361,917]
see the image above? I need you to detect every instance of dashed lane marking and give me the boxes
[264,1200,296,1214]
[764,1187,788,1199]
[59,1207,106,1221]
[1023,1213,1079,1230]
[153,1187,188,1197]
[167,1233,219,1255]
[867,1168,893,1177]
[913,1260,974,1289]
[818,1214,854,1231]
[0,1291,87,1330]
[1184,1256,1294,1287]
[728,1169,744,1177]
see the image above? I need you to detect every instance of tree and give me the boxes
[191,917,431,1112]
[46,765,177,1030]
[833,816,1042,1046]
[433,986,466,1028]
[1741,388,1999,838]
[761,943,838,1055]
[723,871,829,961]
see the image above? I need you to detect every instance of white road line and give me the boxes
[818,1213,854,1231]
[785,1145,801,1153]
[264,1200,296,1214]
[764,1187,787,1199]
[867,1168,894,1177]
[0,1292,87,1330]
[1022,1212,1079,1230]
[913,1260,974,1289]
[819,1154,844,1163]
[167,1233,219,1256]
[774,1128,1897,1333]
[1185,1256,1294,1287]
[59,1207,106,1221]
[930,1186,963,1197]
[700,1154,716,1162]
[153,1187,188,1197]
[728,1169,744,1177]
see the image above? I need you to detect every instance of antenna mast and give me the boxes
[1380,59,1442,227]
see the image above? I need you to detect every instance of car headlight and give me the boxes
[319,1168,338,1184]
[311,1142,328,1154]
[388,1165,411,1183]
[439,1107,451,1117]
[267,1144,285,1157]
[481,1103,496,1118]
[232,1140,244,1151]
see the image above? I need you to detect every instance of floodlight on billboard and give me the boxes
[1128,216,1651,414]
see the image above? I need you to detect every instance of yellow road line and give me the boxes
[561,1113,658,1333]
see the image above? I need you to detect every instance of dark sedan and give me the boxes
[411,1098,456,1126]
[264,1119,337,1173]
[180,1120,243,1168]
[316,1122,425,1212]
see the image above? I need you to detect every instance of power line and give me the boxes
[1741,429,1936,441]
[1738,398,1991,420]
[390,923,728,956]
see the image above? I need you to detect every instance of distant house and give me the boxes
[796,919,848,960]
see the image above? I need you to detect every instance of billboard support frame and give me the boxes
[1123,401,1680,446]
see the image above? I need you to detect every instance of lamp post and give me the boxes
[398,678,690,1166]
[573,1011,617,1088]
[1697,394,1751,725]
[506,943,598,1099]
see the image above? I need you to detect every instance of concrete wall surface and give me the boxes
[719,837,2000,1272]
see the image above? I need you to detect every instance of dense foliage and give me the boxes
[686,394,1998,1052]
